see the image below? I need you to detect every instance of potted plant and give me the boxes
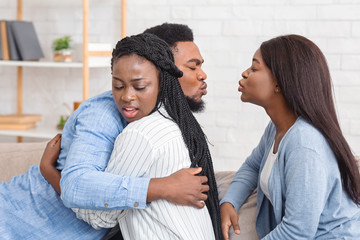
[57,115,69,130]
[52,35,72,62]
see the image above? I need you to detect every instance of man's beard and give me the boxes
[186,96,205,113]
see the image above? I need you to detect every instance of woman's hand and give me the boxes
[39,133,62,194]
[221,202,241,240]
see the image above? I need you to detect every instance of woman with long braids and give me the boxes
[72,33,222,240]
[221,34,360,239]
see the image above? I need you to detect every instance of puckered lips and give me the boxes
[121,105,139,119]
[238,81,244,92]
[200,82,208,95]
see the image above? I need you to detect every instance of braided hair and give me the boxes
[111,33,223,239]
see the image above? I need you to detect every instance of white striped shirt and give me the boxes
[73,107,215,240]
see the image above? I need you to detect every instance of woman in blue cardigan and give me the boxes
[221,34,360,239]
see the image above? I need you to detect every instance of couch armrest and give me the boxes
[0,142,47,182]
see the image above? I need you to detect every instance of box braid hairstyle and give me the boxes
[111,33,223,240]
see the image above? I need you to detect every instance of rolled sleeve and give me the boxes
[73,176,150,229]
[125,176,150,209]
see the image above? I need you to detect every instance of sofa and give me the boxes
[1,141,359,240]
[0,141,258,239]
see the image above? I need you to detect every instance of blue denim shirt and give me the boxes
[0,90,150,239]
[221,118,360,239]
[60,90,149,211]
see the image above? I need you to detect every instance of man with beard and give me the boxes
[144,23,208,113]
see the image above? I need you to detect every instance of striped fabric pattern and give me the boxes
[74,108,215,239]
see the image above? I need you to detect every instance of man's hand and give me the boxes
[221,202,241,240]
[40,133,61,167]
[39,133,62,194]
[147,167,209,208]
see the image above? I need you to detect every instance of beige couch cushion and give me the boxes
[0,141,46,182]
[216,171,259,240]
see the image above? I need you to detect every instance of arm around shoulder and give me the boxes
[59,100,130,209]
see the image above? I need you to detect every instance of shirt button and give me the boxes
[104,203,108,207]
[134,202,139,207]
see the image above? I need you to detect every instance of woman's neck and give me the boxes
[266,101,297,153]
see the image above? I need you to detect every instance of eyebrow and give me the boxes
[112,76,121,81]
[130,78,145,82]
[187,58,204,65]
[252,58,260,64]
[112,76,145,82]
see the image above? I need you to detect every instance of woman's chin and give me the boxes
[240,95,247,102]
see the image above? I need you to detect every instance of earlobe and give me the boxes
[275,85,280,93]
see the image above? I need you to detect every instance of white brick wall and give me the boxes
[1,0,359,171]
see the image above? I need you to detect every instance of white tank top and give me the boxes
[260,141,278,204]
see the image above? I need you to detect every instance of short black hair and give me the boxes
[143,23,194,48]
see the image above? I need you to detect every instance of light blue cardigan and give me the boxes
[221,118,360,239]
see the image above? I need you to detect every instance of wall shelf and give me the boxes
[0,59,110,68]
[0,126,61,139]
[0,0,127,141]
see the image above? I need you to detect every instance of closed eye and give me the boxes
[135,86,146,90]
[113,85,124,90]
